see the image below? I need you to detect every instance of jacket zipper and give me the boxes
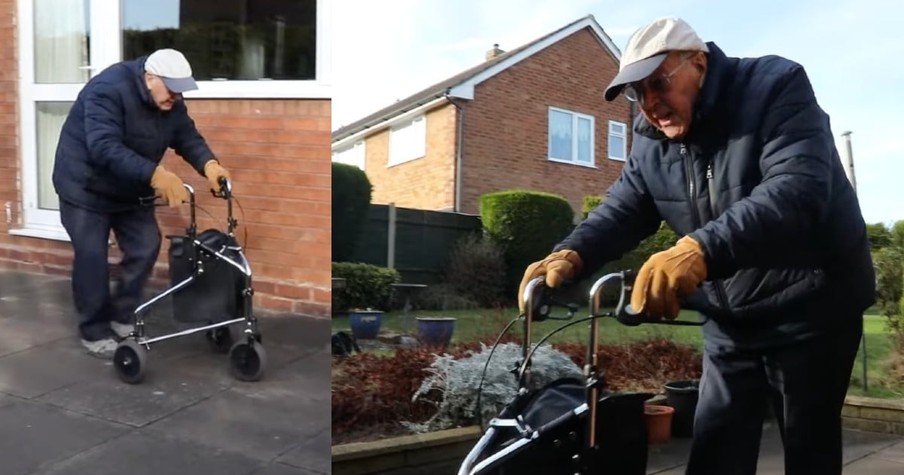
[682,144,731,315]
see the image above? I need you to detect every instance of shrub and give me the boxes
[406,342,582,432]
[332,262,400,311]
[874,247,903,319]
[443,233,507,308]
[582,195,604,220]
[480,190,574,295]
[332,163,373,262]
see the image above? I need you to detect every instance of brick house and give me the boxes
[0,0,331,317]
[332,15,635,217]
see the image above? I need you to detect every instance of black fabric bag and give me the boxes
[473,377,650,475]
[168,229,244,323]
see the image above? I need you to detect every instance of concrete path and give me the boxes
[0,270,330,475]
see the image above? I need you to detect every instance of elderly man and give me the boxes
[519,17,874,474]
[52,48,231,359]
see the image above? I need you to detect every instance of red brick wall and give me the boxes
[459,27,633,216]
[0,0,331,317]
[363,104,457,210]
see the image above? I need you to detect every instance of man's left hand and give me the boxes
[630,235,707,319]
[204,159,231,191]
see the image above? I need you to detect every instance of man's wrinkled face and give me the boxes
[144,73,182,111]
[628,51,707,140]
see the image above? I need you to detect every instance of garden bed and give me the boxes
[332,338,702,445]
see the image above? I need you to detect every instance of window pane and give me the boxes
[389,117,425,164]
[549,110,572,161]
[34,0,89,84]
[577,117,592,164]
[36,102,72,210]
[609,135,625,159]
[122,0,317,80]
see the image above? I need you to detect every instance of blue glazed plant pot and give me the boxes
[416,316,456,348]
[349,310,383,340]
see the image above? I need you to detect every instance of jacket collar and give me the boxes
[634,41,732,146]
[130,56,161,110]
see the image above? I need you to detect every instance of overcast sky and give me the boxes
[332,0,904,226]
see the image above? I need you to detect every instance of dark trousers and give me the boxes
[59,200,161,341]
[686,317,862,475]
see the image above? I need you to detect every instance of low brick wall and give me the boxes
[332,427,482,475]
[333,396,904,474]
[842,396,904,435]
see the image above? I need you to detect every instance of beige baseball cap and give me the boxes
[604,17,709,101]
[144,48,198,93]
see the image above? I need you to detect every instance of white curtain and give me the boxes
[34,0,88,83]
[33,0,87,210]
[36,103,72,210]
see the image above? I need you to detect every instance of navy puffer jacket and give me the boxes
[557,43,875,349]
[52,56,214,212]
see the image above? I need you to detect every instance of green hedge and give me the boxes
[332,262,400,312]
[332,163,373,262]
[479,190,574,294]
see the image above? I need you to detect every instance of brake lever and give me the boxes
[614,270,703,327]
[211,176,231,199]
[528,286,578,322]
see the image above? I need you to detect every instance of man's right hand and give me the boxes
[517,249,583,314]
[150,166,188,208]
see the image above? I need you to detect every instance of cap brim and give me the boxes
[604,53,668,101]
[161,76,198,93]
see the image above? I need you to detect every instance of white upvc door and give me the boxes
[16,0,122,239]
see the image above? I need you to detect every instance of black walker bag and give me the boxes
[167,229,243,323]
[472,377,651,475]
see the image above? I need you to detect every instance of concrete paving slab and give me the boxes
[842,428,904,464]
[0,399,127,475]
[276,429,330,474]
[646,436,692,473]
[875,440,904,463]
[0,314,73,357]
[0,341,110,398]
[36,369,230,427]
[145,378,328,462]
[253,462,322,475]
[843,455,904,474]
[35,429,263,475]
[0,391,18,408]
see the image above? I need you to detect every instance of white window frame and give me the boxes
[547,106,595,167]
[13,0,332,241]
[608,120,627,161]
[388,115,426,167]
[332,140,366,170]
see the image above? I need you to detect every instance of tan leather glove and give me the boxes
[150,166,188,208]
[518,250,583,314]
[204,160,231,192]
[631,235,707,320]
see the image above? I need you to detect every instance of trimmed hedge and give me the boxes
[332,163,372,262]
[332,262,400,312]
[479,190,574,294]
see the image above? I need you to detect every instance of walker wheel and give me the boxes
[113,340,147,384]
[205,326,234,354]
[228,339,267,382]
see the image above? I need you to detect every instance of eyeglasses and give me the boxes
[624,57,690,104]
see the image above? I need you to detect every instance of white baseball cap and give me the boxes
[144,48,198,93]
[604,17,709,101]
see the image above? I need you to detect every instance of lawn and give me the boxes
[332,309,903,398]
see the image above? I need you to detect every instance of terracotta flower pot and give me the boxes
[644,404,674,445]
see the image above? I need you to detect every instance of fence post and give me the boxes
[387,202,397,269]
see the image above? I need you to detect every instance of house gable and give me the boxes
[331,14,621,149]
